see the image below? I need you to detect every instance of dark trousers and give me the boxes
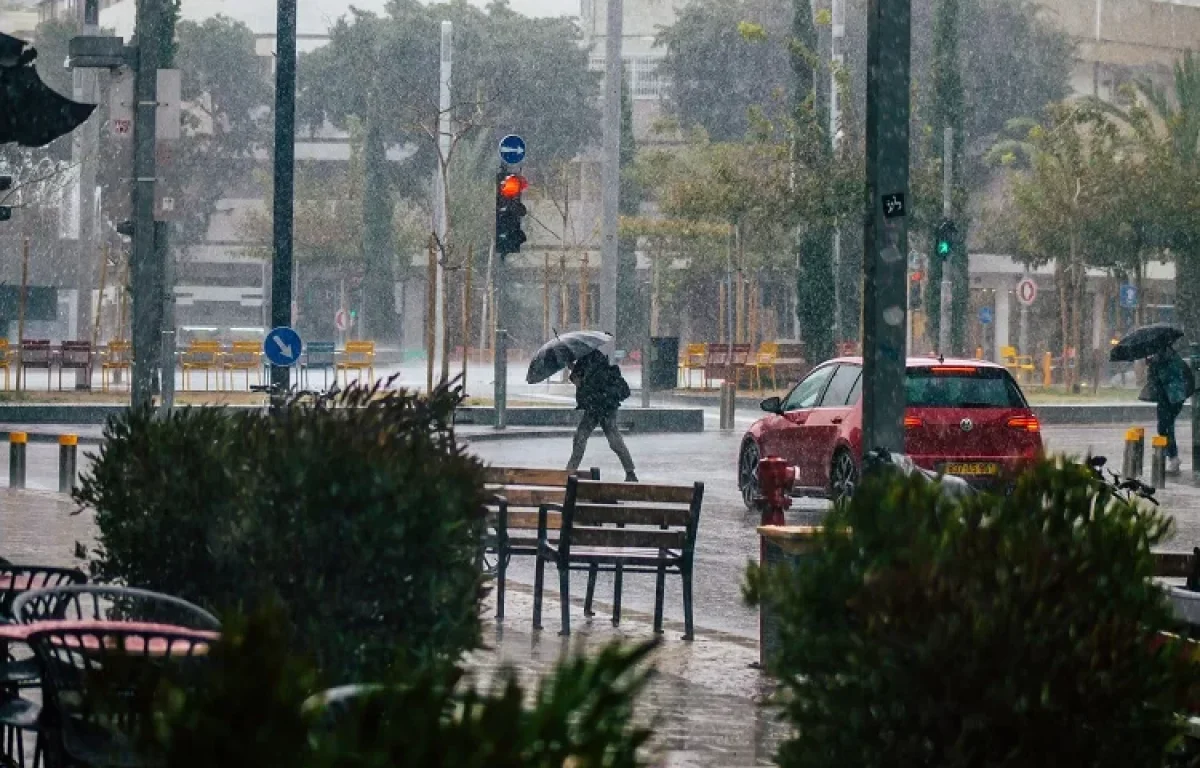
[1158,400,1184,459]
[567,410,635,475]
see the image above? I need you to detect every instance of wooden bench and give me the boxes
[772,340,809,387]
[533,477,704,639]
[483,466,600,621]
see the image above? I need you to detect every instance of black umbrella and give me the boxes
[526,331,613,384]
[1110,323,1184,362]
[0,33,96,148]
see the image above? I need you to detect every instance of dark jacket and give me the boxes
[1142,347,1195,406]
[570,351,631,418]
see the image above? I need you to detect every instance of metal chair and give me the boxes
[180,340,222,391]
[0,567,85,768]
[57,342,93,392]
[223,341,262,391]
[27,624,215,768]
[301,342,336,389]
[18,341,51,392]
[100,341,132,392]
[335,341,375,386]
[0,340,13,390]
[12,585,220,632]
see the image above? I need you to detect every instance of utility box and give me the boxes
[647,336,680,391]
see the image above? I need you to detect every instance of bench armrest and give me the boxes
[537,502,563,544]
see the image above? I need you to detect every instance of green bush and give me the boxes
[746,460,1200,768]
[75,383,487,680]
[143,607,656,768]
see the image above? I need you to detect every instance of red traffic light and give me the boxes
[499,174,528,199]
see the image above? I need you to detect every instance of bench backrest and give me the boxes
[60,341,92,367]
[343,341,375,362]
[184,341,222,365]
[227,341,261,366]
[307,342,336,366]
[558,478,703,555]
[105,341,131,365]
[484,466,600,531]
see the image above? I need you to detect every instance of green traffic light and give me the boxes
[937,240,951,256]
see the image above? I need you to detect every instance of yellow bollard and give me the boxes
[1123,427,1145,479]
[1152,434,1169,489]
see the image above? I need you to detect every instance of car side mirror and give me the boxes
[760,396,782,414]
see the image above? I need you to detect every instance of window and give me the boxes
[819,364,861,407]
[588,53,669,100]
[847,372,863,405]
[905,366,1027,408]
[783,365,836,411]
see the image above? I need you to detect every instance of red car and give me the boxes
[738,356,1043,507]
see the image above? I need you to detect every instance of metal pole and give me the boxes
[1123,426,1145,479]
[434,20,451,384]
[269,0,298,404]
[1018,274,1029,355]
[16,238,28,392]
[58,434,78,494]
[130,0,162,408]
[830,0,845,342]
[598,0,622,340]
[1192,344,1200,473]
[1152,434,1167,489]
[860,0,912,457]
[159,227,175,413]
[937,128,953,356]
[494,247,508,430]
[462,245,472,390]
[73,0,100,389]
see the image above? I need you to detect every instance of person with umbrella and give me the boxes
[565,349,637,481]
[525,331,638,481]
[1113,324,1195,474]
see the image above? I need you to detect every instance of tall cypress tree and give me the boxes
[792,0,835,362]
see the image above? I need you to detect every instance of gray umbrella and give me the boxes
[526,331,613,384]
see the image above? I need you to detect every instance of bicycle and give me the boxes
[1082,455,1160,507]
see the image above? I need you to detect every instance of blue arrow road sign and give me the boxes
[498,134,526,165]
[264,326,302,367]
[1119,283,1138,309]
[979,306,993,325]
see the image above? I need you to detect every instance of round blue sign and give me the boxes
[498,134,526,165]
[978,306,993,325]
[264,326,303,367]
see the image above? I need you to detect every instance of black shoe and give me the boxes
[625,471,638,482]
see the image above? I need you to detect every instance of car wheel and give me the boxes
[739,440,761,511]
[830,448,858,501]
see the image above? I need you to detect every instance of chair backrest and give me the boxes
[731,343,752,364]
[757,341,779,360]
[1001,346,1017,359]
[684,343,706,362]
[184,340,221,364]
[106,340,132,364]
[20,339,51,364]
[0,565,85,618]
[60,341,92,367]
[0,339,10,363]
[343,341,375,361]
[306,341,336,366]
[13,585,221,631]
[557,478,704,557]
[27,622,216,761]
[227,341,260,365]
[704,343,730,364]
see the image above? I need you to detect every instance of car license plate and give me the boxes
[942,462,999,476]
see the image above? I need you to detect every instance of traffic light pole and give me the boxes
[129,0,161,409]
[598,0,622,341]
[493,163,509,430]
[938,127,953,356]
[270,0,298,402]
[860,0,911,459]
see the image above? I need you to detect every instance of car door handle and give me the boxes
[786,413,808,425]
[831,416,844,425]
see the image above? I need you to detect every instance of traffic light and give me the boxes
[909,271,923,310]
[0,174,10,222]
[935,218,957,259]
[495,171,528,255]
[0,32,95,148]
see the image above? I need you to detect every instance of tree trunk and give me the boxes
[1176,249,1200,344]
[1056,258,1070,390]
[1069,261,1085,393]
[796,226,836,363]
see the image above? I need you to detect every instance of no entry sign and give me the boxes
[1016,278,1037,307]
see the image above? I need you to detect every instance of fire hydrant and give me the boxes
[756,455,796,526]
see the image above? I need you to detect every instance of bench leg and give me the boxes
[612,566,623,627]
[532,553,546,631]
[584,565,598,617]
[682,567,695,641]
[653,564,666,634]
[558,565,571,637]
[612,564,624,626]
[496,550,508,621]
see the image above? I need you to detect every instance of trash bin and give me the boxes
[647,336,680,392]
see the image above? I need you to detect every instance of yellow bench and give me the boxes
[224,340,262,390]
[181,340,223,391]
[1001,345,1035,384]
[679,343,706,388]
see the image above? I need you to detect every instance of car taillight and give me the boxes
[904,416,923,428]
[1007,415,1040,433]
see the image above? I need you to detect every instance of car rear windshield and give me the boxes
[905,366,1027,409]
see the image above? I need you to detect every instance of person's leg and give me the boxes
[566,412,598,471]
[599,411,638,480]
[1159,401,1179,459]
[1169,402,1185,459]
